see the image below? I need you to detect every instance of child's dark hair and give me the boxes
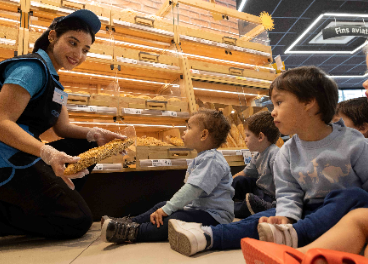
[193,109,231,148]
[244,111,280,144]
[269,66,338,124]
[336,97,368,127]
[33,16,95,53]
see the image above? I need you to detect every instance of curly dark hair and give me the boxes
[269,66,338,124]
[336,97,368,127]
[244,111,280,144]
[192,109,231,148]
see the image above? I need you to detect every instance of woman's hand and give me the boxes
[258,216,293,224]
[150,208,168,228]
[40,145,89,190]
[86,127,126,146]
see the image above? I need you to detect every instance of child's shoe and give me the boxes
[100,215,133,228]
[258,222,298,248]
[241,237,303,264]
[101,219,140,243]
[246,193,276,215]
[168,219,210,256]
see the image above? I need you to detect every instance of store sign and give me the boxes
[323,26,368,39]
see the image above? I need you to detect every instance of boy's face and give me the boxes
[182,116,203,150]
[270,88,307,135]
[244,128,260,152]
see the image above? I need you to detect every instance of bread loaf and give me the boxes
[64,139,134,175]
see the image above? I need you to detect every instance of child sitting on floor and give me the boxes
[100,109,235,243]
[232,111,280,218]
[167,66,368,257]
[334,97,368,138]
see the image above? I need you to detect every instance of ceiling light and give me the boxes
[285,13,368,54]
[237,0,248,12]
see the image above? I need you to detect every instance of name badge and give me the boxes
[52,88,68,106]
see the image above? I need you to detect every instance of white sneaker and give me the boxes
[257,223,298,248]
[168,219,208,256]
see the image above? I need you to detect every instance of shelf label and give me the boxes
[217,43,228,48]
[152,159,172,166]
[191,69,200,74]
[88,106,97,112]
[94,164,104,171]
[235,150,242,156]
[241,149,252,164]
[124,108,142,115]
[162,111,177,117]
[200,39,212,45]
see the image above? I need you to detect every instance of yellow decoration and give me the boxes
[260,11,274,31]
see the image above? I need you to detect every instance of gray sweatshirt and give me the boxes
[243,144,280,197]
[274,124,368,221]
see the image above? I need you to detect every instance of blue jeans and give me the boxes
[232,176,275,218]
[294,188,368,247]
[132,201,219,242]
[211,187,368,250]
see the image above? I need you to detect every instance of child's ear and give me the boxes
[358,123,368,138]
[201,129,209,141]
[258,132,266,142]
[305,98,318,113]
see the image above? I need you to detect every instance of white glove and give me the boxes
[40,145,89,190]
[86,127,126,146]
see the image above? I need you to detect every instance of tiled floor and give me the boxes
[0,222,245,264]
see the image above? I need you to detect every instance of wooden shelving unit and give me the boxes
[0,0,280,172]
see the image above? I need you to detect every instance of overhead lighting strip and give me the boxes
[285,13,368,54]
[70,121,186,128]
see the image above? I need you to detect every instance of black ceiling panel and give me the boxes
[238,0,368,89]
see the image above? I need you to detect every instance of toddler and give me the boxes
[232,111,280,218]
[100,109,235,243]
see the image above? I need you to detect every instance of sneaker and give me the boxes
[246,193,276,215]
[168,219,210,256]
[100,215,133,228]
[101,219,140,244]
[257,223,298,248]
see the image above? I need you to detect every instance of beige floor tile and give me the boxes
[0,223,101,264]
[0,222,245,264]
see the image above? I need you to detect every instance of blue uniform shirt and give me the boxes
[184,149,235,224]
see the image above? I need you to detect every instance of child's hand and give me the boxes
[150,208,168,228]
[258,216,292,224]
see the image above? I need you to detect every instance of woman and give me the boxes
[0,9,124,239]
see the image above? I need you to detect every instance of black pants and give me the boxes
[132,201,219,242]
[0,138,97,239]
[232,176,275,219]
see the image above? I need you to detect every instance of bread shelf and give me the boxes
[0,0,282,172]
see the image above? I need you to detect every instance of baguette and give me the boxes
[64,139,134,175]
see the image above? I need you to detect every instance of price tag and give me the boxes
[200,39,212,45]
[241,149,252,164]
[235,150,242,156]
[162,111,177,117]
[88,106,97,112]
[191,69,200,74]
[217,43,228,48]
[152,159,172,166]
[186,159,193,166]
[124,108,142,115]
[94,164,104,170]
